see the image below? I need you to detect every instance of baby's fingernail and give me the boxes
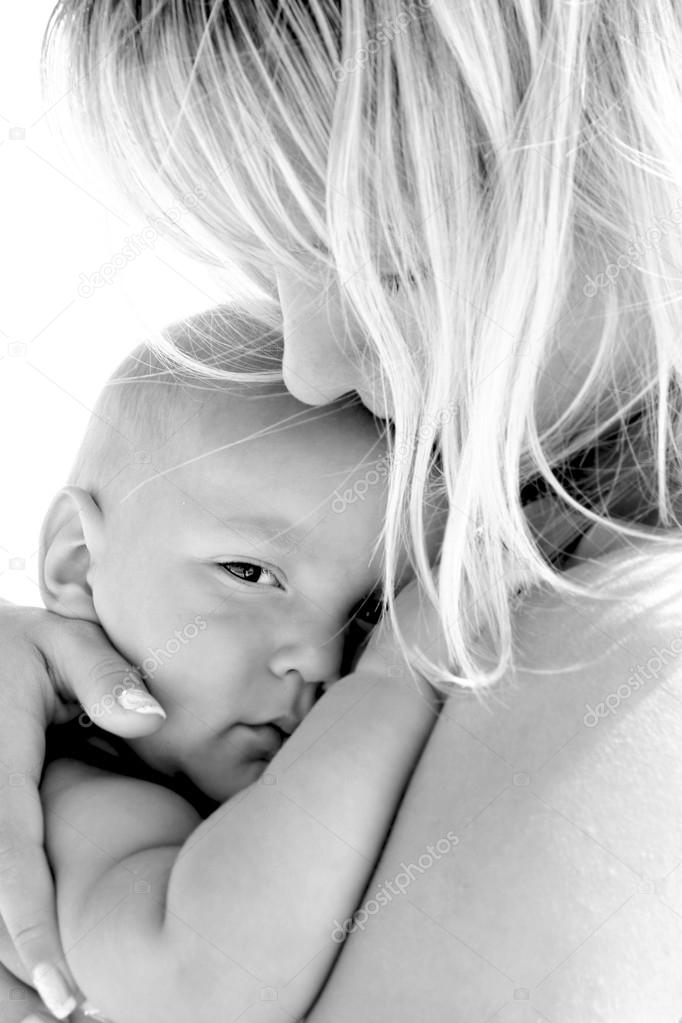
[115,689,166,716]
[31,962,78,1019]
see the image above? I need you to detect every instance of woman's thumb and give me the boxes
[41,616,167,738]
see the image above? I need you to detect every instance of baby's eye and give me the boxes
[219,561,283,588]
[348,594,386,632]
[340,594,386,677]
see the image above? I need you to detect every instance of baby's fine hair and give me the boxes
[46,0,682,689]
[67,306,285,506]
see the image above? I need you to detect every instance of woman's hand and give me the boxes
[0,955,57,1023]
[0,599,166,1017]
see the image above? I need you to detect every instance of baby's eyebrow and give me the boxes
[216,517,312,555]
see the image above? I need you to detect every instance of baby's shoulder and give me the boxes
[42,755,202,866]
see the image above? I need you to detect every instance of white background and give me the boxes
[0,3,252,605]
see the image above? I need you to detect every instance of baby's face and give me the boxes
[88,388,389,801]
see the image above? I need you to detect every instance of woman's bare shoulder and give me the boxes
[307,537,682,1022]
[446,534,682,824]
[515,533,682,694]
[433,537,682,1017]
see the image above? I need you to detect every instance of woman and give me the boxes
[3,1,682,1018]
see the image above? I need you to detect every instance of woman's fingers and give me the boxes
[0,955,59,1023]
[0,629,81,1013]
[0,602,166,1017]
[35,612,167,738]
[0,767,80,1016]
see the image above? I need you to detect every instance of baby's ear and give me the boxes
[39,485,104,622]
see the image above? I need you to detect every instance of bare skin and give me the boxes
[305,537,682,1022]
[0,182,668,1022]
[0,599,166,1015]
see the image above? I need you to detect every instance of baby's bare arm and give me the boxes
[0,760,200,1021]
[41,758,202,1019]
[0,750,194,1016]
[44,670,439,1023]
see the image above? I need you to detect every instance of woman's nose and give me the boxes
[276,266,364,405]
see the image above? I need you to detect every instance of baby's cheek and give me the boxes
[93,561,176,675]
[90,554,147,650]
[180,613,255,680]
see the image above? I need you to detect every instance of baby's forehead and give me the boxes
[120,385,390,557]
[148,386,388,524]
[188,385,386,459]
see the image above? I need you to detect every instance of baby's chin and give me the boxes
[180,754,273,804]
[126,734,271,806]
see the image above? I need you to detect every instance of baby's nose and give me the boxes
[279,672,328,731]
[268,627,344,688]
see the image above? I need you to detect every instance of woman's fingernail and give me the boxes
[81,999,114,1021]
[115,689,166,716]
[31,962,78,1019]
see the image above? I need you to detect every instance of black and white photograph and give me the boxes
[1,3,682,1021]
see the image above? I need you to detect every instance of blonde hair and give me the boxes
[44,0,682,691]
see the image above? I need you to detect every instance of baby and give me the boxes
[19,307,440,1022]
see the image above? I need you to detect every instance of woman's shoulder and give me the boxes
[307,530,682,1021]
[473,527,682,764]
[308,537,682,1020]
[561,518,682,587]
[516,526,682,682]
[436,534,682,1015]
[305,530,682,1021]
[443,532,680,757]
